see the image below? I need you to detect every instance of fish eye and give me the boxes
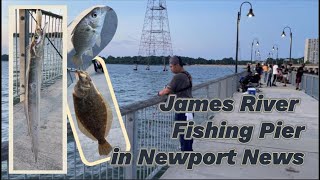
[92,13,97,18]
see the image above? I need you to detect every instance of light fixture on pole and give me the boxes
[254,49,260,63]
[281,26,292,63]
[268,52,273,64]
[251,38,259,63]
[235,1,255,73]
[272,44,279,65]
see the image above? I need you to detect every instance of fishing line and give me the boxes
[27,9,63,59]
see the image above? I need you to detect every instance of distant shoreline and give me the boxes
[191,64,246,66]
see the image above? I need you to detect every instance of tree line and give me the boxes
[102,55,307,65]
[1,54,306,65]
[102,56,251,65]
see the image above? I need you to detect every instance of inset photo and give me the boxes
[8,6,67,173]
[66,5,130,166]
[67,57,130,166]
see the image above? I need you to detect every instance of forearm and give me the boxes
[158,87,171,96]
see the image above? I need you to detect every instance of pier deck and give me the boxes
[161,84,319,179]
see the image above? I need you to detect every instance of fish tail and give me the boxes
[24,103,31,136]
[98,139,112,156]
[30,133,39,162]
[72,53,83,68]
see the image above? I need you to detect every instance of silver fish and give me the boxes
[71,7,109,68]
[24,9,47,162]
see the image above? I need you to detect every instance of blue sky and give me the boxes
[1,0,319,60]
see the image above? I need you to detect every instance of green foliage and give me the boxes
[102,56,251,65]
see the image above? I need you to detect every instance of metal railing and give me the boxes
[122,71,245,179]
[13,9,63,104]
[288,71,319,100]
[2,71,245,179]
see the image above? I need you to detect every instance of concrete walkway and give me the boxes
[161,84,319,179]
[13,78,63,171]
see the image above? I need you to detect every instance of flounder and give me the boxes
[73,70,113,155]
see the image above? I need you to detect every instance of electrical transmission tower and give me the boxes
[136,0,173,71]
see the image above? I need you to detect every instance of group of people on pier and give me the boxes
[247,62,305,90]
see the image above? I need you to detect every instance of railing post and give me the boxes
[304,75,307,91]
[125,112,137,179]
[218,81,221,99]
[206,85,209,119]
[311,76,314,97]
[19,9,29,102]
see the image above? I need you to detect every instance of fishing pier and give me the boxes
[3,60,318,179]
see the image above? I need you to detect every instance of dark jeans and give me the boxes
[272,74,277,84]
[267,74,272,87]
[175,113,193,151]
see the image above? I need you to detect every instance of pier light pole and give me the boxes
[281,26,293,63]
[251,38,259,63]
[235,1,255,73]
[272,44,279,65]
[268,52,273,64]
[254,49,260,63]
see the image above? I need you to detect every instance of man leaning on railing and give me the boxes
[296,63,305,90]
[158,56,194,151]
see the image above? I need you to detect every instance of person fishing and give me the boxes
[158,55,194,151]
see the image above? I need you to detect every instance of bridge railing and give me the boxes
[289,71,319,100]
[122,71,246,179]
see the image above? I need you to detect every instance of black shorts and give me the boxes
[296,76,302,83]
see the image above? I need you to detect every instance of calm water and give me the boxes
[2,61,9,142]
[105,64,236,107]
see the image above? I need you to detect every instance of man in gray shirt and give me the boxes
[158,56,193,151]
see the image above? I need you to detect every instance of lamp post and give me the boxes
[235,1,255,73]
[268,52,273,64]
[313,41,316,64]
[281,26,292,63]
[272,44,279,65]
[254,49,260,62]
[251,38,259,63]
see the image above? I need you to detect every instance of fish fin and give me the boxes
[96,36,101,47]
[75,114,97,141]
[104,101,113,137]
[72,53,83,68]
[98,139,112,156]
[24,47,31,136]
[85,48,93,56]
[91,83,113,137]
[42,22,48,40]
